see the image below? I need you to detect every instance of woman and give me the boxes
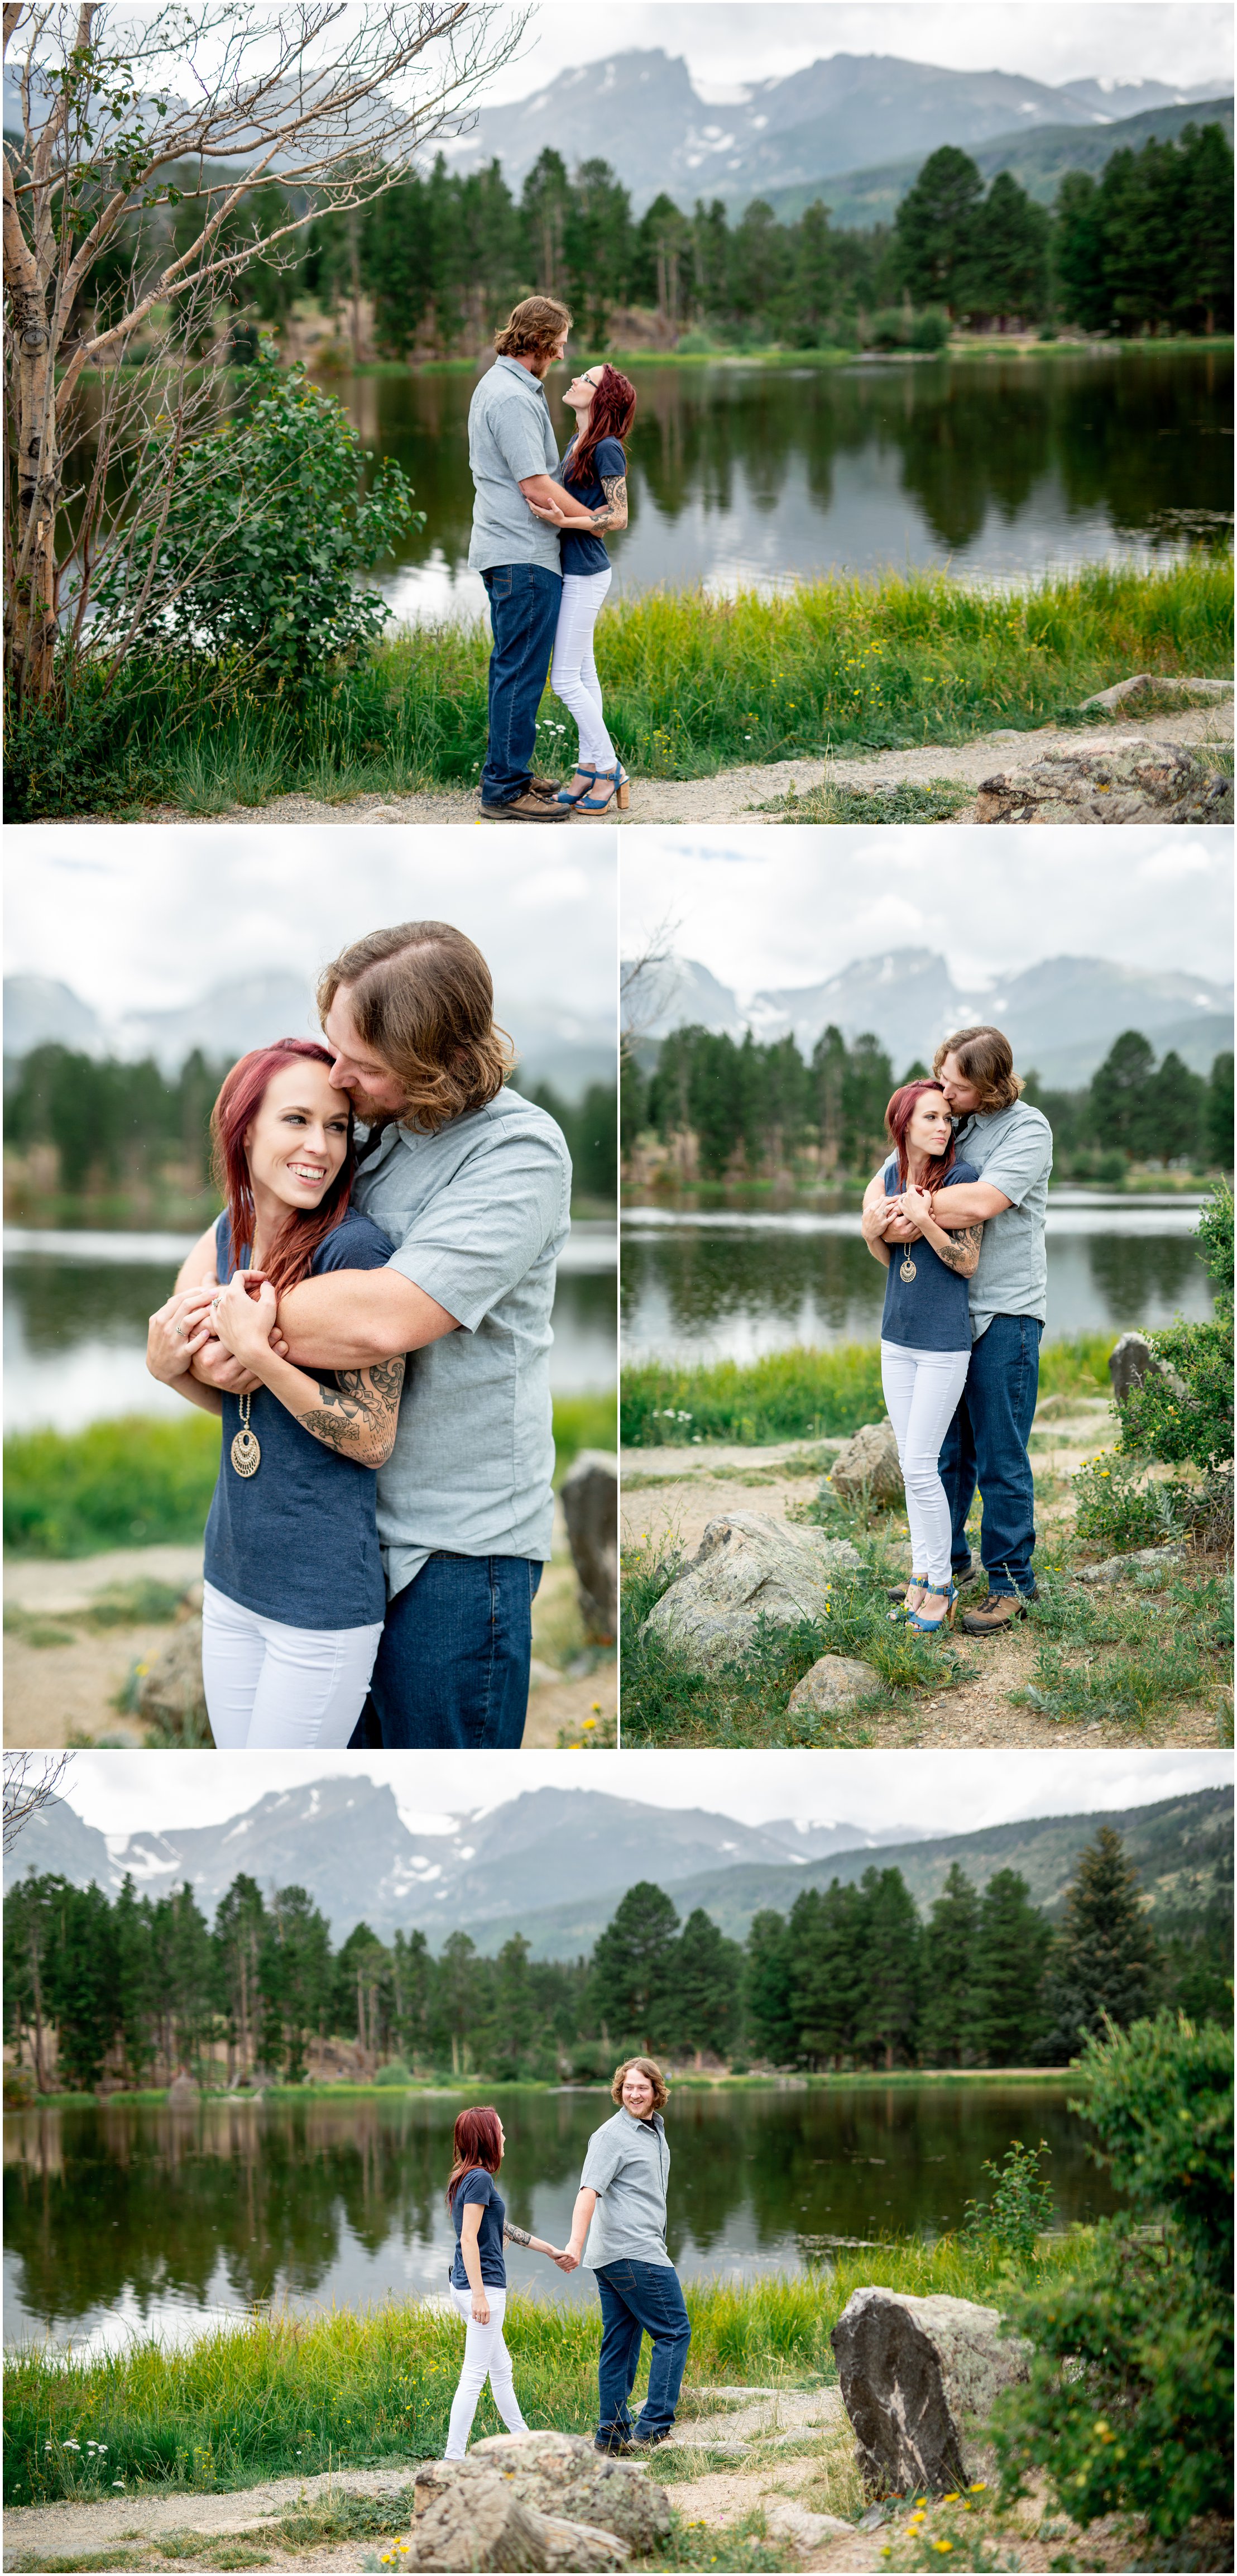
[146,1039,400,1747]
[528,361,636,814]
[444,2104,565,2460]
[861,1082,984,1635]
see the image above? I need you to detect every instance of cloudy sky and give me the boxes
[47,1747,1233,1844]
[6,827,616,1027]
[488,3,1232,102]
[621,826,1234,998]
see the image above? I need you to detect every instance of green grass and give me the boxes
[621,1334,1116,1449]
[3,1396,616,1560]
[7,558,1230,818]
[4,2242,1074,2511]
[759,776,974,823]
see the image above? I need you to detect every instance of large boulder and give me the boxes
[1109,1331,1187,1404]
[641,1512,862,1671]
[409,2465,627,2571]
[787,1654,881,1718]
[136,1617,210,1738]
[467,2431,670,2549]
[828,1420,904,1507]
[560,1452,618,1641]
[832,2287,1032,2497]
[974,740,1233,826]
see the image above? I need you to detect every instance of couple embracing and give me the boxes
[861,1022,1053,1635]
[443,2059,689,2462]
[147,921,568,1752]
[468,296,636,821]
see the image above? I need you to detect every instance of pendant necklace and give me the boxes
[899,1164,918,1282]
[231,1390,261,1477]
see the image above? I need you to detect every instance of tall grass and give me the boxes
[3,1395,617,1559]
[4,2240,1074,2508]
[621,1334,1116,1447]
[7,559,1230,818]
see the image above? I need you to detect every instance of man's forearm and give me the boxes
[926,1183,1011,1227]
[567,2185,597,2252]
[275,1269,458,1370]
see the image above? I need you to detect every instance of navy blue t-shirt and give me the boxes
[203,1206,395,1630]
[879,1159,980,1352]
[450,2168,507,2289]
[559,433,626,574]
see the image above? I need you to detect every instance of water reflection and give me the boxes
[4,2083,1118,2349]
[621,1208,1214,1363]
[338,351,1233,619]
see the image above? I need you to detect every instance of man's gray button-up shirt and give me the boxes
[468,356,563,574]
[580,2107,674,2269]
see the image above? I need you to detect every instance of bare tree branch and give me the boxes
[3,1749,75,1853]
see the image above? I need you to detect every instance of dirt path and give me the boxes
[2,2464,418,2565]
[621,1406,1225,1749]
[45,705,1231,830]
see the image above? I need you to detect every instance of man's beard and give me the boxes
[345,1081,405,1127]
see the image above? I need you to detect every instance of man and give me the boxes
[468,295,592,824]
[186,920,570,1746]
[559,2057,692,2458]
[866,1024,1052,1636]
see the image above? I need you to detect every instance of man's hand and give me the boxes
[557,2241,583,2272]
[190,1340,262,1397]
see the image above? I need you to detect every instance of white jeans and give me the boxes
[880,1341,973,1588]
[202,1581,385,1750]
[444,2282,529,2459]
[550,567,616,767]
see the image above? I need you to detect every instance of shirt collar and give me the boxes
[493,355,546,396]
[620,2106,664,2135]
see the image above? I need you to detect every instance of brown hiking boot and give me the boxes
[527,775,562,799]
[961,1592,1035,1637]
[480,790,568,823]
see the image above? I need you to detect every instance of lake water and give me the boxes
[4,2082,1118,2355]
[621,1193,1214,1365]
[2,1226,616,1433]
[341,350,1234,624]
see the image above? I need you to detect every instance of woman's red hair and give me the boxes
[210,1040,354,1298]
[564,363,636,491]
[884,1081,957,1194]
[446,2105,504,2209]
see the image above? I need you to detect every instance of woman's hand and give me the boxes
[471,2287,491,2325]
[901,1186,934,1229]
[147,1287,217,1384]
[527,495,569,524]
[210,1275,278,1370]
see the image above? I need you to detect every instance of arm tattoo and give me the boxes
[593,472,627,528]
[935,1224,983,1276]
[299,1355,405,1461]
[503,2222,533,2247]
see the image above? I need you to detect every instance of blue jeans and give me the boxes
[481,563,562,803]
[352,1552,542,1750]
[594,2260,692,2445]
[939,1313,1042,1597]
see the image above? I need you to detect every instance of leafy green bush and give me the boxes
[1119,1182,1234,1473]
[95,341,420,685]
[993,2012,1234,2541]
[962,2139,1055,2266]
[1071,1449,1183,1554]
[864,305,950,351]
[372,2060,413,2088]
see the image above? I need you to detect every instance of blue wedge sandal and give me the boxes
[577,761,630,812]
[906,1580,957,1635]
[558,764,598,806]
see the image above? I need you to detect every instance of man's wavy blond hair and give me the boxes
[318,921,514,1133]
[933,1025,1025,1115]
[610,2056,669,2113]
[494,295,572,360]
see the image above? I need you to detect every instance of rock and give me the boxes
[641,1512,862,1671]
[409,2466,627,2570]
[136,1617,208,1732]
[421,2434,670,2554]
[764,2501,855,2544]
[828,1419,904,1506]
[1076,1547,1185,1585]
[788,1654,881,1718]
[560,1451,618,1641]
[1077,674,1233,712]
[1109,1332,1188,1405]
[167,2072,199,2107]
[832,2287,1032,2498]
[974,740,1234,826]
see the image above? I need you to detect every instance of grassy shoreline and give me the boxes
[284,335,1235,379]
[622,1332,1118,1447]
[10,558,1230,820]
[7,2068,1077,2111]
[4,2240,1080,2508]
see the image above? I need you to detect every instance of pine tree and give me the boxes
[1046,1827,1159,2058]
[744,1908,798,2064]
[669,1908,742,2058]
[893,145,985,313]
[589,1881,680,2051]
[855,1867,920,2068]
[971,1869,1052,2065]
[792,1881,864,2067]
[1088,1031,1158,1160]
[1206,1053,1233,1171]
[919,1863,981,2067]
[214,1875,266,2083]
[260,1886,334,2083]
